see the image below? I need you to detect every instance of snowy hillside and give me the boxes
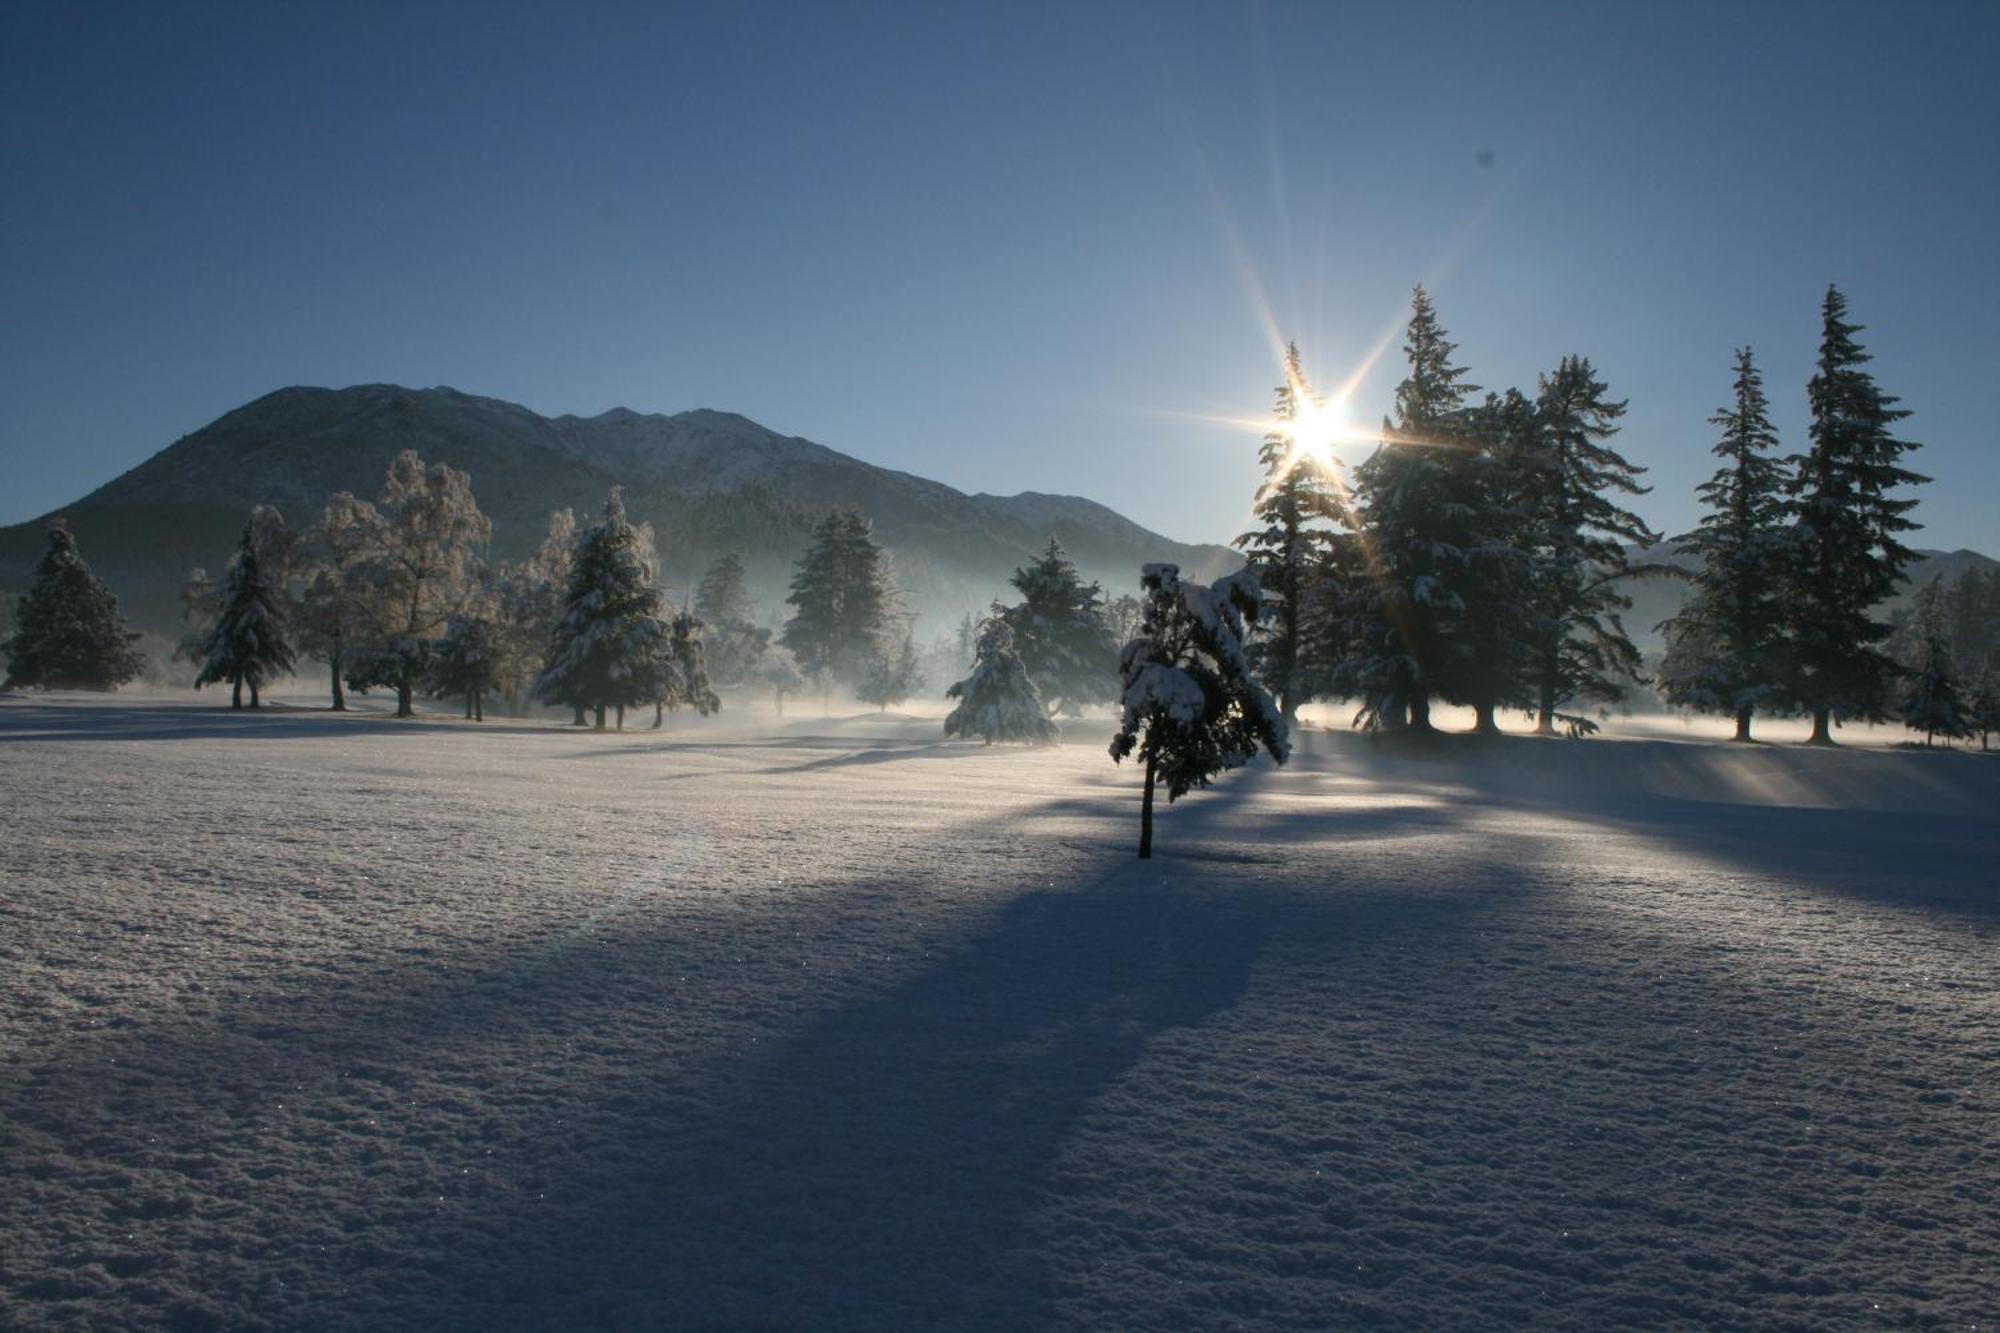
[3,694,1994,1329]
[0,385,1238,634]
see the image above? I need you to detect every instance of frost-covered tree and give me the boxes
[1967,659,2000,753]
[782,509,899,690]
[491,508,576,715]
[858,633,923,711]
[1659,348,1791,741]
[946,618,1057,746]
[760,643,806,716]
[426,614,501,720]
[352,451,492,718]
[1519,355,1657,736]
[1110,564,1289,858]
[533,489,670,731]
[194,523,296,708]
[1901,576,1968,747]
[997,538,1117,715]
[648,610,721,728]
[1944,566,2000,689]
[1234,344,1349,723]
[297,492,388,711]
[1345,287,1484,731]
[1,521,145,691]
[695,552,753,628]
[1785,286,1928,745]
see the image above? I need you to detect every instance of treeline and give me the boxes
[1236,284,1997,747]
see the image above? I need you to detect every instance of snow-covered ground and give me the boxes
[2,692,1994,1330]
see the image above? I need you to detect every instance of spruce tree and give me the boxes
[1968,659,2000,753]
[1446,388,1540,735]
[997,537,1118,716]
[1,521,146,691]
[1345,287,1482,731]
[781,509,898,692]
[194,523,297,708]
[1659,347,1791,740]
[493,509,576,715]
[1234,343,1348,723]
[857,634,923,712]
[533,489,671,731]
[649,610,721,728]
[1901,576,1969,747]
[761,644,806,716]
[1110,564,1288,858]
[1785,285,1928,745]
[1520,355,1657,736]
[945,618,1058,746]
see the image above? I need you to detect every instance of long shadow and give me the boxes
[0,701,561,745]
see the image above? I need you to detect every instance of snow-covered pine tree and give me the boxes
[997,537,1118,716]
[1110,564,1289,858]
[648,610,722,728]
[761,643,805,716]
[1785,286,1928,745]
[1659,347,1791,741]
[781,509,898,693]
[1344,287,1484,731]
[426,614,501,720]
[1,521,146,691]
[194,523,297,708]
[533,489,671,731]
[1901,575,1969,747]
[297,492,388,711]
[695,553,753,628]
[353,451,492,718]
[1519,355,1658,736]
[945,618,1058,745]
[1234,344,1348,723]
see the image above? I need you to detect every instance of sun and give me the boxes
[1278,393,1352,475]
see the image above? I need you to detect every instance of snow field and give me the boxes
[0,695,1995,1330]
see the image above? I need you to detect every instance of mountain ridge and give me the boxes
[0,384,1240,636]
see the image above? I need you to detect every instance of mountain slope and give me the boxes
[0,385,1238,635]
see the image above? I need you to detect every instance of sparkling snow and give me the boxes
[1,695,1994,1329]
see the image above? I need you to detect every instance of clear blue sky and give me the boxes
[3,0,1995,552]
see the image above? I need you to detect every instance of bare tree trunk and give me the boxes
[231,677,242,710]
[616,705,625,731]
[251,679,261,708]
[654,702,665,729]
[474,691,483,722]
[1472,701,1499,736]
[1733,705,1753,742]
[1806,707,1833,746]
[1408,687,1434,734]
[396,664,414,719]
[330,649,346,711]
[573,705,587,727]
[1138,749,1157,859]
[594,705,606,731]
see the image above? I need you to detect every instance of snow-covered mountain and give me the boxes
[0,385,1239,634]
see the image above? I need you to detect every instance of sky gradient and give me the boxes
[3,0,1995,553]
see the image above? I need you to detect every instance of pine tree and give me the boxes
[1785,285,1928,745]
[997,537,1118,716]
[533,489,671,731]
[298,492,388,711]
[1659,348,1791,741]
[194,523,297,708]
[1110,564,1289,858]
[1344,286,1483,731]
[1519,355,1657,736]
[352,451,492,718]
[695,553,753,628]
[1234,344,1349,723]
[946,618,1058,746]
[781,509,899,692]
[1446,388,1540,734]
[1901,576,1969,746]
[1,521,146,691]
[427,614,501,720]
[649,611,722,728]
